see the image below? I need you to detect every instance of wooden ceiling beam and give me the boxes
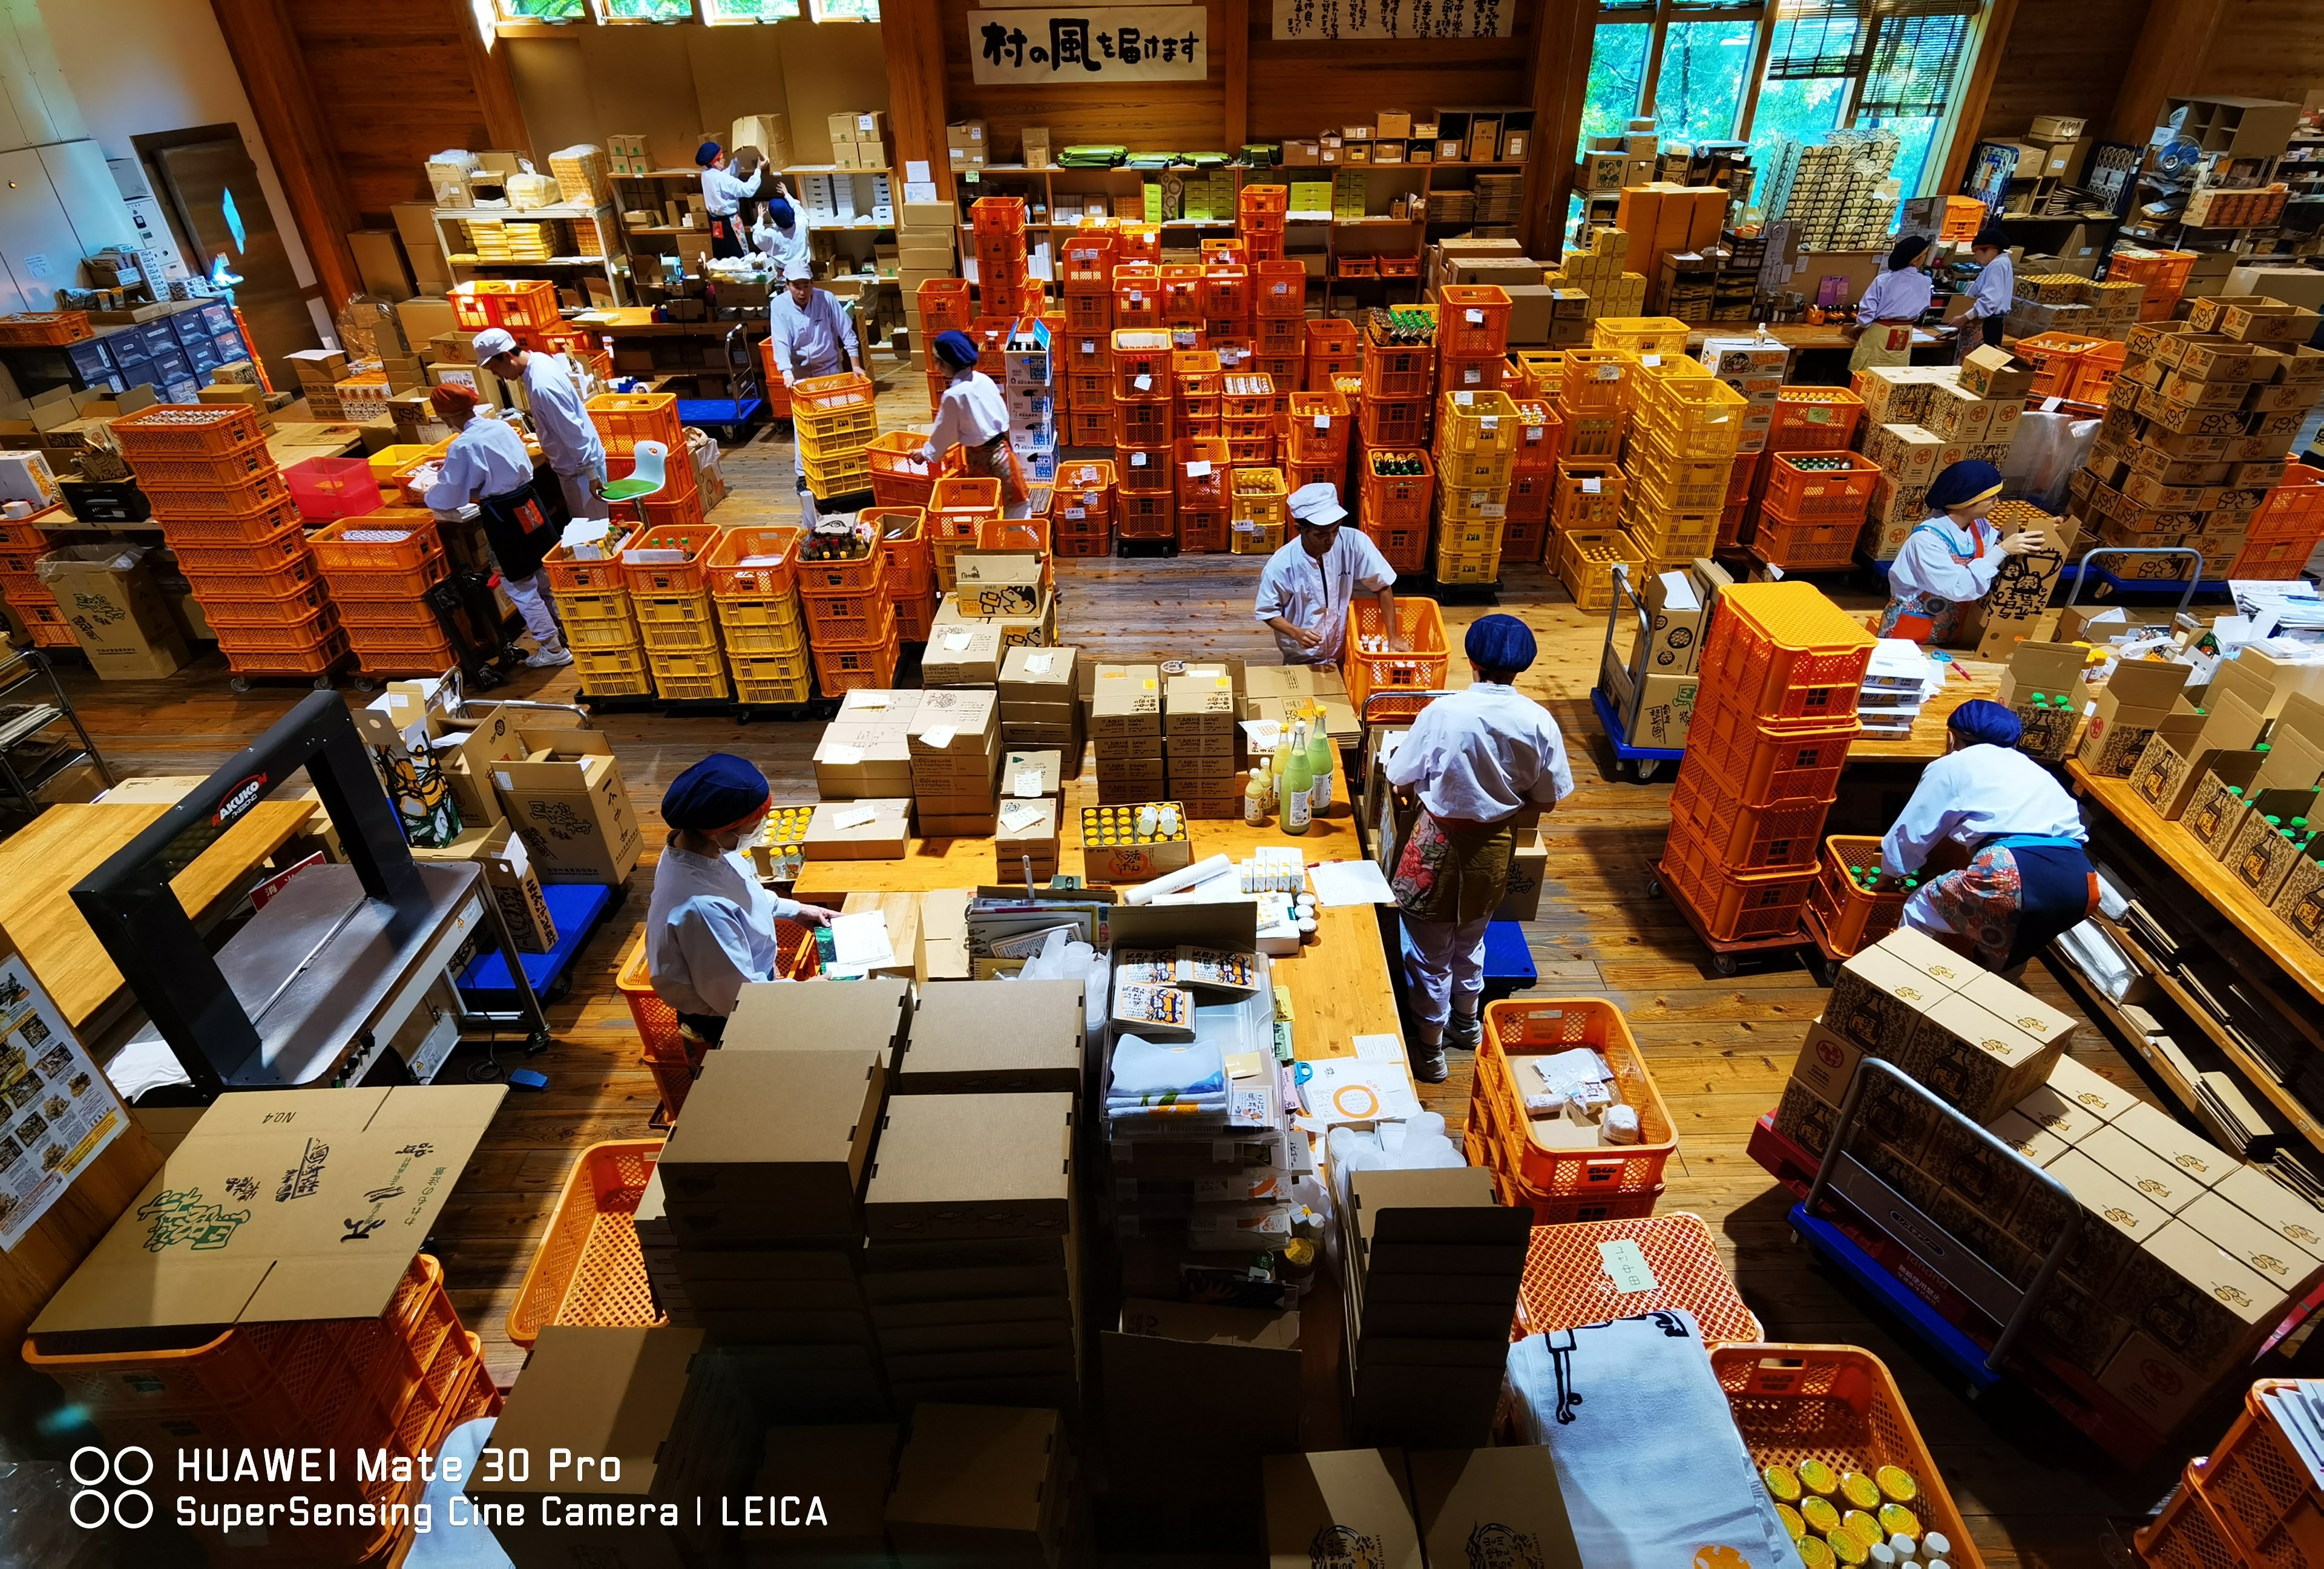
[209,0,363,309]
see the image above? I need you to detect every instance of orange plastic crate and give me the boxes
[541,531,636,594]
[1202,265,1250,320]
[1699,582,1876,723]
[1685,691,1859,809]
[1116,490,1173,541]
[2138,1479,2240,1569]
[918,278,974,336]
[1178,503,1229,553]
[168,517,313,576]
[930,476,1002,537]
[1060,229,1117,290]
[450,278,560,331]
[1438,286,1512,355]
[1751,514,1859,571]
[872,510,933,599]
[619,524,720,594]
[2233,536,2318,579]
[1362,338,1434,398]
[1510,1215,1761,1341]
[1306,318,1361,379]
[0,311,91,347]
[151,491,308,548]
[183,554,326,603]
[1114,395,1175,447]
[127,436,279,490]
[1361,450,1434,530]
[1359,394,1430,448]
[1806,834,1907,956]
[220,623,349,678]
[1253,260,1305,317]
[1159,263,1204,324]
[1175,438,1229,506]
[1285,391,1351,464]
[1112,331,1174,393]
[812,622,902,691]
[586,392,682,456]
[1770,386,1865,452]
[1661,813,1817,941]
[505,1138,669,1347]
[893,584,943,636]
[703,526,802,599]
[1477,997,1675,1198]
[337,596,450,629]
[1113,265,1161,329]
[971,194,1027,237]
[1341,597,1448,710]
[114,401,266,459]
[1759,453,1879,519]
[1668,767,1834,873]
[199,580,336,630]
[796,536,887,598]
[2190,1381,2324,1567]
[310,515,440,575]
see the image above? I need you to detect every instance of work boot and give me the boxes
[1410,1029,1449,1084]
[1446,1011,1482,1051]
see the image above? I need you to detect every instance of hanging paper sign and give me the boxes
[971,8,1209,83]
[1273,0,1509,40]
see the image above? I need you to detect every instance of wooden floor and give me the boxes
[31,373,2180,1568]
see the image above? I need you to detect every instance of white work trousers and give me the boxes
[556,455,609,522]
[504,573,562,649]
[1403,915,1491,1034]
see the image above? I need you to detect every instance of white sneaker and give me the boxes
[524,643,574,669]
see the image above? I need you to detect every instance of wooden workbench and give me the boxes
[0,800,318,1033]
[1846,654,2003,764]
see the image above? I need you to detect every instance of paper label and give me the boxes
[1013,769,1046,797]
[940,628,974,651]
[1465,308,1485,324]
[852,692,888,708]
[1065,505,1086,519]
[999,801,1046,831]
[1463,367,1481,384]
[1314,413,1331,429]
[493,770,515,792]
[1599,1238,1658,1294]
[1597,364,1619,380]
[1081,339,1097,355]
[2044,395,2064,412]
[1452,390,1474,406]
[1807,406,1831,423]
[1130,290,1143,303]
[1581,477,1601,494]
[1135,373,1152,391]
[920,725,956,749]
[1025,652,1055,674]
[1186,459,1213,478]
[1131,452,1148,467]
[1479,414,1498,432]
[832,804,878,829]
[1233,519,1257,531]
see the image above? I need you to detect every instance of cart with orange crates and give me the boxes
[799,518,900,693]
[1650,582,1871,970]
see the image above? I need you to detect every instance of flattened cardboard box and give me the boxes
[409,821,557,953]
[864,1091,1075,1240]
[899,978,1083,1093]
[33,1084,505,1332]
[468,1325,702,1509]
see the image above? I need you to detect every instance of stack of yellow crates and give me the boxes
[707,525,812,705]
[621,526,730,702]
[1603,315,1745,574]
[1431,389,1521,585]
[793,372,880,500]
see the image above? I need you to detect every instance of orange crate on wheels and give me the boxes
[506,1140,668,1349]
[1807,834,1907,956]
[1660,814,1819,941]
[1478,996,1676,1199]
[1752,515,1859,571]
[812,622,902,692]
[1762,453,1879,518]
[1118,491,1174,541]
[1770,386,1865,452]
[1342,597,1448,709]
[1668,766,1833,871]
[619,525,720,594]
[168,518,314,577]
[1179,504,1229,553]
[1698,581,1876,723]
[704,526,803,599]
[149,492,303,544]
[1714,1344,1987,1569]
[1689,694,1859,807]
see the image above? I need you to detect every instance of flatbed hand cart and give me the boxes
[1644,860,1813,976]
[674,321,765,435]
[1590,564,1686,783]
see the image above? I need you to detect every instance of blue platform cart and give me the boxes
[459,882,622,1008]
[1588,564,1686,782]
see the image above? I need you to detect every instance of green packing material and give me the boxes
[1184,151,1230,167]
[1241,145,1280,166]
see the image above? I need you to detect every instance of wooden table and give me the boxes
[0,800,318,1032]
[1846,655,2003,764]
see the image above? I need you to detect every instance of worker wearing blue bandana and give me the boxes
[695,140,762,260]
[646,754,836,1042]
[922,329,1029,518]
[1385,614,1575,1082]
[1878,459,2047,644]
[1880,699,2093,972]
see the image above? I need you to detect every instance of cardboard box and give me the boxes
[1824,943,1957,1054]
[922,623,1003,686]
[1104,1301,1302,1501]
[2077,659,2193,777]
[1000,644,1077,708]
[32,1084,504,1333]
[899,979,1083,1094]
[805,798,913,860]
[409,822,557,953]
[865,1091,1074,1241]
[816,721,916,798]
[1497,829,1548,921]
[726,978,910,1059]
[2024,1148,2170,1291]
[37,545,190,680]
[1960,345,2038,400]
[2129,691,2268,817]
[2118,1221,2284,1379]
[1263,1450,1422,1569]
[2219,1164,2324,1265]
[2098,1327,2213,1434]
[954,553,1046,617]
[885,1404,1063,1561]
[1408,1448,1582,1569]
[493,728,642,883]
[658,1048,886,1242]
[1791,1018,1866,1107]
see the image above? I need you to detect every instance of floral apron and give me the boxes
[1391,811,1517,926]
[1877,520,1990,644]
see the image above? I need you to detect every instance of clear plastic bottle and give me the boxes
[1283,718,1314,835]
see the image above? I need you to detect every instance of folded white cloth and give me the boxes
[1508,1311,1806,1569]
[1109,1033,1226,1100]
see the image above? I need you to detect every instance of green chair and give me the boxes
[600,439,669,506]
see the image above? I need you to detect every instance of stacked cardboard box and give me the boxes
[945,550,1057,646]
[944,119,988,174]
[999,644,1083,773]
[1759,130,1900,249]
[829,110,893,170]
[1699,335,1789,455]
[286,347,350,419]
[864,1091,1082,1410]
[897,200,959,366]
[815,688,919,800]
[1993,641,2090,762]
[746,1424,898,1561]
[1546,227,1644,324]
[1339,1167,1528,1449]
[1165,670,1241,818]
[495,725,645,884]
[1092,661,1166,806]
[2076,304,2324,585]
[909,687,1002,837]
[897,979,1084,1096]
[1597,566,1705,752]
[922,622,1003,687]
[1610,183,1728,304]
[884,1405,1071,1562]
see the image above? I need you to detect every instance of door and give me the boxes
[139,127,319,390]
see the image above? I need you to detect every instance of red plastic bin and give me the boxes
[284,456,384,522]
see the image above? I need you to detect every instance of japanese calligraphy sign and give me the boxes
[1272,0,1509,39]
[971,7,1209,84]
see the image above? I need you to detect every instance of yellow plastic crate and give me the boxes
[565,618,641,650]
[1434,541,1503,585]
[632,591,715,626]
[1229,466,1288,529]
[1438,517,1505,553]
[1230,518,1285,554]
[727,648,813,686]
[1437,485,1511,525]
[1557,530,1646,613]
[1431,443,1515,491]
[1436,390,1523,456]
[638,621,720,654]
[1589,316,1693,357]
[574,644,651,679]
[560,588,634,623]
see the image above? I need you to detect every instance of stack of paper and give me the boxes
[1858,639,1939,737]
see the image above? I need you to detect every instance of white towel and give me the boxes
[1508,1312,1807,1569]
[1109,1033,1226,1099]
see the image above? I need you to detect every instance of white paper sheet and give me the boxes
[830,911,893,969]
[1308,860,1395,907]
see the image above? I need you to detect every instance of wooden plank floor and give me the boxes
[30,375,2179,1567]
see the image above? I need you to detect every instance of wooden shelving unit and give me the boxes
[431,202,626,304]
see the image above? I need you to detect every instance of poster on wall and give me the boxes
[0,952,124,1251]
[970,7,1209,84]
[1272,0,1509,40]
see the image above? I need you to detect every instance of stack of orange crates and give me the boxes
[1204,260,1251,351]
[28,1253,497,1567]
[2107,246,2198,322]
[2233,461,2324,578]
[972,196,1037,317]
[1254,259,1306,384]
[1659,583,1872,945]
[1057,223,1117,442]
[1114,329,1175,543]
[1554,347,1626,460]
[1502,398,1564,564]
[1175,347,1223,439]
[1224,372,1282,469]
[1282,386,1350,498]
[1176,436,1230,553]
[1306,316,1359,390]
[1239,181,1288,262]
[1360,448,1434,573]
[799,524,896,694]
[875,510,938,640]
[114,405,346,683]
[310,514,466,680]
[450,278,562,347]
[1437,285,1512,395]
[865,430,958,509]
[623,525,729,702]
[1359,306,1436,452]
[916,279,975,412]
[1053,458,1117,558]
[589,391,704,530]
[0,504,74,650]
[703,525,811,703]
[1753,453,1879,571]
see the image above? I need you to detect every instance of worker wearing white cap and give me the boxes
[1254,483,1403,665]
[474,328,607,523]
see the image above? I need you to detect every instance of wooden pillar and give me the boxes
[450,0,534,157]
[209,0,361,308]
[1937,0,2020,194]
[882,0,952,198]
[1528,0,1598,259]
[1223,0,1250,153]
[2109,0,2230,145]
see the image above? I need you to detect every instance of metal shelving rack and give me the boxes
[0,649,111,819]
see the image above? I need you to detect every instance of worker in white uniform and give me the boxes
[1879,459,2046,644]
[695,139,764,260]
[419,383,570,668]
[474,328,607,525]
[1948,225,2015,356]
[646,754,836,1045]
[1880,700,2093,974]
[1255,483,1402,665]
[1385,615,1575,1082]
[922,329,1031,519]
[770,265,865,518]
[752,177,813,280]
[1848,235,1934,372]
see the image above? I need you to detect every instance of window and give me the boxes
[1582,24,1653,142]
[496,0,586,18]
[704,0,803,18]
[591,0,694,16]
[1655,18,1756,145]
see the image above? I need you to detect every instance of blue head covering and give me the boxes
[1948,699,2024,750]
[770,197,796,230]
[932,330,981,373]
[1465,614,1538,675]
[1928,459,2004,511]
[663,753,770,832]
[695,140,722,168]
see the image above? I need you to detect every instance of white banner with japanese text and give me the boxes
[1271,0,1509,39]
[970,8,1209,84]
